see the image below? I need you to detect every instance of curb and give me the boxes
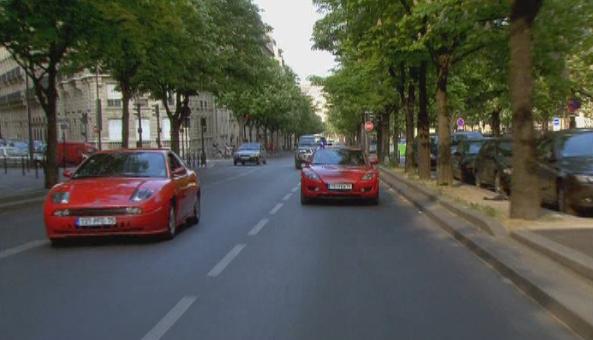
[379,166,593,340]
[512,230,593,284]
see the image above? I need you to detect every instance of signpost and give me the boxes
[553,117,561,131]
[457,117,465,130]
[364,121,374,132]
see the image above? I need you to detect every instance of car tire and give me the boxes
[369,196,379,205]
[300,190,311,205]
[188,193,201,225]
[295,161,301,170]
[256,158,261,165]
[263,159,267,165]
[558,182,576,215]
[163,204,177,240]
[233,160,237,166]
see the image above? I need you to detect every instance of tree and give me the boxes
[509,0,542,219]
[0,0,95,188]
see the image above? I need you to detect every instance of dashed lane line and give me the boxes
[248,218,269,236]
[0,240,49,260]
[282,193,293,201]
[269,203,284,215]
[291,185,299,193]
[141,296,197,340]
[207,244,246,277]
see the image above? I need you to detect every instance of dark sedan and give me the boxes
[474,138,512,195]
[537,129,593,214]
[452,139,487,183]
[233,143,267,166]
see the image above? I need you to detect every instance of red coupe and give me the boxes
[44,149,200,245]
[301,147,379,205]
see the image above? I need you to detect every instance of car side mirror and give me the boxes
[63,169,73,178]
[172,167,187,177]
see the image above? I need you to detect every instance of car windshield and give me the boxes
[559,132,593,158]
[468,141,485,154]
[312,149,366,166]
[299,137,316,146]
[73,152,167,178]
[239,143,260,150]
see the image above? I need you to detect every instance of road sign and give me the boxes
[552,117,561,131]
[364,121,374,132]
[457,117,465,129]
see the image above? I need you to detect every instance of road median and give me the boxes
[379,165,593,340]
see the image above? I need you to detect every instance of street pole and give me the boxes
[95,67,103,150]
[200,118,206,167]
[155,104,162,148]
[25,74,34,161]
[136,103,143,148]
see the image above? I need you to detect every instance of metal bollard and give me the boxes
[34,159,39,179]
[3,156,7,174]
[22,156,25,175]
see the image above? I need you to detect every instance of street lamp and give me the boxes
[155,104,162,148]
[136,103,143,148]
[25,73,34,161]
[95,67,103,150]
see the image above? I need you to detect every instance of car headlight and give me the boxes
[361,172,375,181]
[503,168,512,175]
[575,174,593,184]
[303,170,320,181]
[51,192,70,204]
[130,188,154,202]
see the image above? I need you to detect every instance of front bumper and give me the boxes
[44,206,168,239]
[301,178,379,199]
[235,155,260,162]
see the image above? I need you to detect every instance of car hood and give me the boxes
[310,165,372,182]
[559,157,593,175]
[52,178,166,206]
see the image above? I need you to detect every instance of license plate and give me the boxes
[77,216,116,227]
[328,183,352,191]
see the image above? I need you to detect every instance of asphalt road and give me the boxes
[0,156,580,340]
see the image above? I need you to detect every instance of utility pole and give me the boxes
[95,67,103,150]
[136,103,143,148]
[155,104,162,148]
[200,117,207,167]
[25,73,34,161]
[81,112,89,143]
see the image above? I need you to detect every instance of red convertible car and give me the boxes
[44,149,200,245]
[301,147,379,205]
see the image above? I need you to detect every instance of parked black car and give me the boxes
[452,138,487,183]
[536,129,593,214]
[474,138,513,194]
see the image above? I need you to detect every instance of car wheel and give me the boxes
[241,161,245,166]
[263,159,267,165]
[558,183,576,215]
[300,189,311,205]
[233,160,237,166]
[188,193,201,225]
[295,161,301,170]
[163,204,177,240]
[256,158,261,165]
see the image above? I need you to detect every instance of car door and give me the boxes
[168,152,190,219]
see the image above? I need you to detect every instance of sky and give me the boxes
[252,0,337,82]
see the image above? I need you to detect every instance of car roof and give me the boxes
[94,148,169,155]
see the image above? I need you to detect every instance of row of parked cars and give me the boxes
[0,139,97,165]
[451,129,593,215]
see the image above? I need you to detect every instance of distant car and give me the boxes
[233,143,266,166]
[56,142,97,166]
[295,135,320,169]
[0,146,28,158]
[536,129,593,214]
[474,138,512,194]
[300,147,379,205]
[451,131,484,146]
[452,139,487,183]
[44,149,201,245]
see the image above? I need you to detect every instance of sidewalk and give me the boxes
[379,165,593,339]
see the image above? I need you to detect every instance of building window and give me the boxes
[161,119,171,141]
[135,119,151,141]
[107,99,122,107]
[108,119,122,141]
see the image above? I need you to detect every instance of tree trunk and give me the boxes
[378,110,390,163]
[120,80,131,149]
[509,0,542,219]
[44,70,59,188]
[392,109,400,166]
[170,119,182,155]
[491,108,501,136]
[417,62,431,180]
[436,55,453,185]
[404,76,416,173]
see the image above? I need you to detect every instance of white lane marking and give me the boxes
[282,193,293,201]
[248,218,269,236]
[269,203,284,215]
[291,186,299,192]
[0,240,49,260]
[207,244,246,277]
[141,296,197,340]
